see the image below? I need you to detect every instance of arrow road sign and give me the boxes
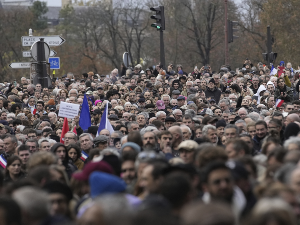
[23,50,57,58]
[21,36,66,46]
[9,62,31,69]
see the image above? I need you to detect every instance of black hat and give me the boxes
[138,98,145,102]
[97,86,103,90]
[145,104,156,109]
[179,76,186,80]
[165,117,176,123]
[216,119,227,128]
[209,78,215,84]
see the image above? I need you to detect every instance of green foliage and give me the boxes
[29,1,48,30]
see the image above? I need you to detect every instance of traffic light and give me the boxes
[227,20,239,43]
[150,6,165,30]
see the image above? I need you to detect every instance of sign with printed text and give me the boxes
[58,102,80,119]
[21,36,65,46]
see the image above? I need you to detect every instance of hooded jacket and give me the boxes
[50,143,77,178]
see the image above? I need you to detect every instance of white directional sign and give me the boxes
[23,50,57,58]
[21,36,66,46]
[9,62,31,69]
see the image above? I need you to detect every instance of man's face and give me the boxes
[27,132,37,140]
[208,82,215,89]
[129,123,139,132]
[49,193,69,217]
[35,84,42,91]
[140,165,157,193]
[40,141,51,152]
[174,111,183,121]
[162,97,170,106]
[177,99,185,107]
[256,124,267,138]
[236,123,246,133]
[64,133,76,146]
[214,109,222,117]
[157,114,166,123]
[1,113,7,121]
[122,113,130,121]
[80,136,93,151]
[18,150,31,165]
[0,139,4,152]
[144,92,151,100]
[285,105,294,112]
[252,78,259,85]
[27,141,38,153]
[216,127,224,137]
[158,134,172,150]
[182,118,194,130]
[219,103,228,112]
[35,92,41,99]
[4,137,16,154]
[143,132,156,150]
[181,127,191,141]
[150,77,156,84]
[111,100,118,108]
[165,121,174,129]
[240,136,253,150]
[225,128,237,139]
[125,104,131,112]
[238,110,247,120]
[36,103,43,111]
[267,85,274,93]
[267,97,275,108]
[69,97,76,104]
[179,149,195,164]
[225,143,239,159]
[203,169,234,203]
[294,104,300,111]
[129,93,136,102]
[206,129,217,143]
[97,142,108,150]
[137,115,146,127]
[121,160,136,184]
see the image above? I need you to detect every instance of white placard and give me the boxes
[58,102,80,119]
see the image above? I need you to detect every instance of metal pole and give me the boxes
[160,29,165,69]
[267,25,272,65]
[36,38,48,89]
[224,0,228,65]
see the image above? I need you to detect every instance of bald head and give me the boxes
[168,125,183,137]
[285,113,300,127]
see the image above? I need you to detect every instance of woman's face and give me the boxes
[278,79,285,88]
[97,102,102,107]
[221,136,227,145]
[61,92,67,98]
[146,100,151,105]
[195,128,202,138]
[68,149,78,161]
[248,126,256,138]
[56,146,66,161]
[8,160,21,175]
[56,129,62,137]
[173,83,179,89]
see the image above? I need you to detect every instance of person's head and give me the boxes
[121,152,137,185]
[207,79,215,89]
[238,108,248,120]
[182,114,195,130]
[224,124,239,140]
[157,131,173,150]
[25,139,39,154]
[255,121,268,139]
[43,181,73,218]
[180,125,192,141]
[128,121,139,132]
[142,131,157,151]
[235,119,247,134]
[137,113,147,128]
[5,155,22,178]
[79,133,93,153]
[39,139,51,152]
[50,143,67,162]
[18,144,31,165]
[277,77,285,88]
[202,125,218,144]
[64,131,77,146]
[225,139,250,159]
[178,140,199,164]
[67,144,81,162]
[202,162,234,203]
[3,135,18,155]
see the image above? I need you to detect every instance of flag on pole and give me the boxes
[97,103,114,136]
[73,126,77,134]
[79,94,91,130]
[0,155,7,169]
[60,117,69,144]
[276,99,284,108]
[270,65,277,76]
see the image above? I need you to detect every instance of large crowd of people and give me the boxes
[1,59,300,225]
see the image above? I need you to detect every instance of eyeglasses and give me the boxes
[64,137,75,140]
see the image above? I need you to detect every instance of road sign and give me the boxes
[21,36,66,47]
[23,50,57,58]
[9,62,31,69]
[30,41,51,61]
[49,57,60,69]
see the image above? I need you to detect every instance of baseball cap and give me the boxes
[178,140,199,151]
[156,100,165,110]
[72,161,113,181]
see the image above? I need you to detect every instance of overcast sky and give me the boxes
[43,0,243,7]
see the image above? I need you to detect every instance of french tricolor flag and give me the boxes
[276,99,284,108]
[0,155,7,169]
[97,103,114,136]
[270,65,277,76]
[80,150,88,162]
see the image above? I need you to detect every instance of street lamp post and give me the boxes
[224,0,229,65]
